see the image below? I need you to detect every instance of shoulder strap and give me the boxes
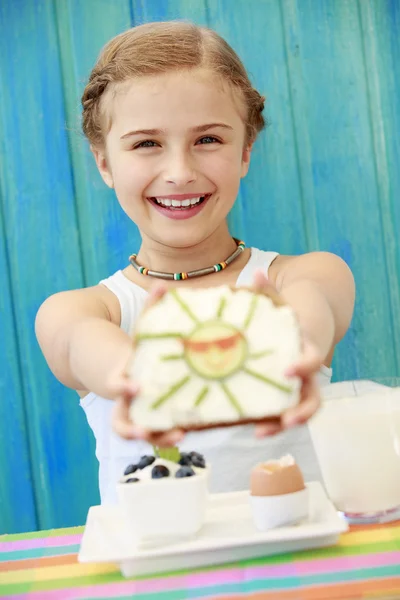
[99,271,147,335]
[236,248,279,287]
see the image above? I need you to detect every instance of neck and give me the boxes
[136,223,237,274]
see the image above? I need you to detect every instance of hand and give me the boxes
[112,272,322,443]
[111,281,185,447]
[252,270,322,437]
[112,384,185,446]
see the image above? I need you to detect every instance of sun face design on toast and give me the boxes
[133,289,295,420]
[183,321,247,380]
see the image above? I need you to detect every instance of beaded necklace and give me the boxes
[129,239,245,281]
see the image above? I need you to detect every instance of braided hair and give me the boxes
[81,21,266,147]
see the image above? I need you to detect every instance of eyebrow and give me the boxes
[120,123,233,139]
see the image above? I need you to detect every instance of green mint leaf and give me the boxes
[157,446,181,463]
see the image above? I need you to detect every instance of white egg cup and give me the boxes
[250,487,309,531]
[117,468,209,543]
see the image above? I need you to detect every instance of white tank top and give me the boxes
[80,248,332,504]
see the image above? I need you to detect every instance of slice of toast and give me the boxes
[127,285,301,432]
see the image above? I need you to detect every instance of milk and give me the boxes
[309,390,400,514]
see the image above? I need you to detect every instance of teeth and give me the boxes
[154,196,205,208]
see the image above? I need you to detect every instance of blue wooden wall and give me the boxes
[0,0,399,534]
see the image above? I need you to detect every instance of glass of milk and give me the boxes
[309,379,400,523]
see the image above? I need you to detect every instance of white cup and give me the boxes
[250,488,309,531]
[116,470,209,543]
[309,382,400,523]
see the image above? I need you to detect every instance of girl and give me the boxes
[35,21,355,504]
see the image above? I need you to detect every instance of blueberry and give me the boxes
[189,451,206,468]
[178,452,193,466]
[138,455,156,469]
[124,464,138,476]
[125,477,140,483]
[176,466,195,478]
[151,465,170,479]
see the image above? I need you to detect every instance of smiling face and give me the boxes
[93,70,252,249]
[184,322,247,379]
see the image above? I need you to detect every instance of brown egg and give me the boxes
[250,456,305,497]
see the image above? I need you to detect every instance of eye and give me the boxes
[196,136,221,145]
[133,140,159,149]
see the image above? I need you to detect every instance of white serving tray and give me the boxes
[78,482,347,578]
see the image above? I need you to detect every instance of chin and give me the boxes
[160,233,204,250]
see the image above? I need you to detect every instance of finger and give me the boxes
[113,419,162,442]
[285,341,322,378]
[282,396,319,429]
[111,380,184,444]
[282,378,321,428]
[113,418,136,439]
[107,376,139,401]
[112,396,136,439]
[253,269,269,290]
[147,281,168,307]
[112,396,159,441]
[147,429,185,447]
[255,422,283,438]
[253,269,279,295]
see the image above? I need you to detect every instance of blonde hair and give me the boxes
[82,21,266,148]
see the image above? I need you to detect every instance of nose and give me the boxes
[163,149,196,186]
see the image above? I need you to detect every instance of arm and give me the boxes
[274,252,355,362]
[36,284,182,446]
[253,252,355,437]
[35,286,134,399]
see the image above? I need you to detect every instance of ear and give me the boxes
[91,146,114,188]
[241,143,253,178]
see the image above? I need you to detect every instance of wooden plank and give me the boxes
[0,202,37,534]
[0,0,99,530]
[206,0,307,254]
[358,0,400,375]
[280,0,397,381]
[54,0,137,287]
[131,0,208,24]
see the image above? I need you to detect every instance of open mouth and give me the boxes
[149,194,211,211]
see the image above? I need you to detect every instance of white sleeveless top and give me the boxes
[80,248,332,504]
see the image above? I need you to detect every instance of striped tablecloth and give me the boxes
[2,521,400,599]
